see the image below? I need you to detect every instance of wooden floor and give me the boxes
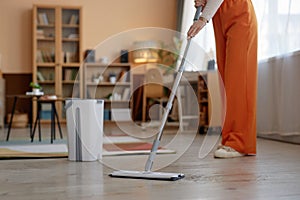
[1,124,300,200]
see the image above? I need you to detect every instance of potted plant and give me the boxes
[157,36,183,76]
[29,82,42,94]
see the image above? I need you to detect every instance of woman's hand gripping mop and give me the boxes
[109,6,202,181]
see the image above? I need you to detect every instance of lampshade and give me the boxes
[132,41,159,63]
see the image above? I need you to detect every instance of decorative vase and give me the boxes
[32,88,40,94]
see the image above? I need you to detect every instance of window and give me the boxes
[181,0,300,61]
[254,0,300,59]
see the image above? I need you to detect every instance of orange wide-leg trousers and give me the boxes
[212,0,258,154]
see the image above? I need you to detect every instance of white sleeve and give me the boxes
[200,0,224,22]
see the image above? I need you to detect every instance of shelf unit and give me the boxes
[32,5,83,122]
[198,74,209,133]
[197,71,223,134]
[83,63,132,121]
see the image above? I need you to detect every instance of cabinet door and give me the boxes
[33,5,57,95]
[61,8,81,64]
[60,7,82,101]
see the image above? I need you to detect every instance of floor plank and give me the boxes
[0,125,300,200]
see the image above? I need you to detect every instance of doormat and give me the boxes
[0,136,175,159]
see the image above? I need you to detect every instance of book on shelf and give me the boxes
[71,69,78,80]
[64,69,72,81]
[40,50,54,62]
[36,50,44,62]
[37,71,45,81]
[36,29,45,38]
[64,52,78,63]
[38,13,49,25]
[65,52,71,63]
[69,14,78,25]
[64,69,78,81]
[118,70,129,82]
[122,88,130,101]
[68,34,79,39]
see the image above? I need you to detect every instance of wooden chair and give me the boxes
[142,68,168,122]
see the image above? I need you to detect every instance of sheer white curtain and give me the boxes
[180,0,216,71]
[254,0,300,138]
[180,0,300,138]
[253,0,300,59]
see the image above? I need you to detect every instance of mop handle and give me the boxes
[144,6,202,172]
[194,5,202,22]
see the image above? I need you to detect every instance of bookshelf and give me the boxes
[197,71,223,133]
[83,63,132,121]
[198,74,209,133]
[32,5,82,122]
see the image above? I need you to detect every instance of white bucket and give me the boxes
[65,99,104,161]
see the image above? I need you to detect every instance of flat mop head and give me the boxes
[109,170,184,181]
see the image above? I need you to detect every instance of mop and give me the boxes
[109,6,202,181]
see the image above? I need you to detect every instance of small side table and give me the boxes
[31,97,63,143]
[6,93,43,141]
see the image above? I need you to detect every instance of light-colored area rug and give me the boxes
[0,136,175,159]
[102,136,175,156]
[0,143,68,158]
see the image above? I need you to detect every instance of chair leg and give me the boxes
[38,102,42,142]
[29,98,33,139]
[31,102,41,142]
[31,115,38,142]
[53,103,63,139]
[6,96,18,141]
[51,102,55,143]
[31,118,37,142]
[38,115,41,142]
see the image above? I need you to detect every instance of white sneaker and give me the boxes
[214,145,245,158]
